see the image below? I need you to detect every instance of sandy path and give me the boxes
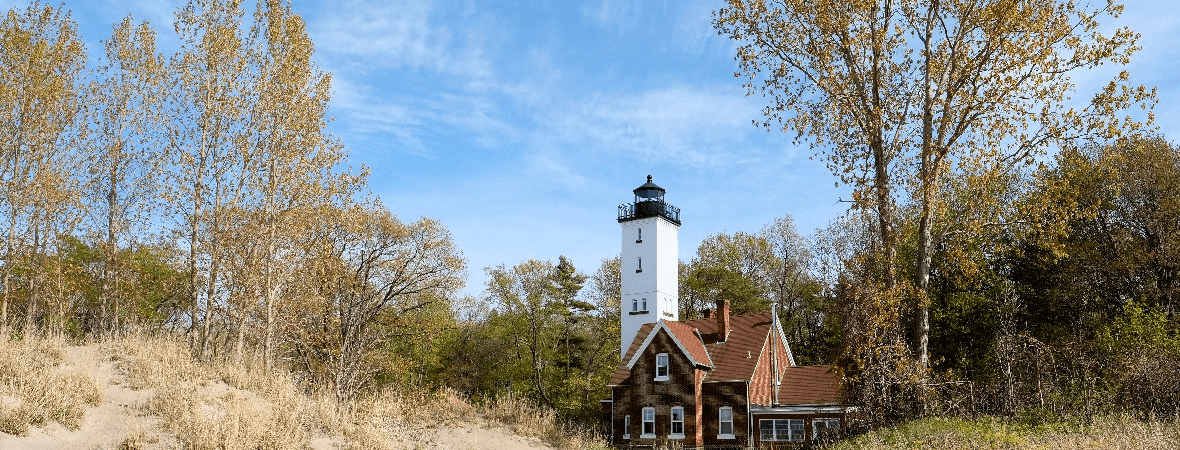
[425,425,554,450]
[0,344,178,450]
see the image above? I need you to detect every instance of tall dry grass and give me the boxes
[109,335,313,449]
[104,333,607,449]
[0,335,102,435]
[1,333,607,448]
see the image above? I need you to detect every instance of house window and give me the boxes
[636,257,642,272]
[641,407,655,438]
[813,418,840,439]
[632,298,638,312]
[718,407,734,439]
[669,406,685,438]
[637,228,642,243]
[642,298,647,311]
[654,353,669,380]
[623,415,630,439]
[759,419,804,442]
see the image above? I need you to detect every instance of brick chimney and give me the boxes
[702,308,714,319]
[717,299,730,342]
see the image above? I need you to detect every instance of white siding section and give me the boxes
[620,215,679,356]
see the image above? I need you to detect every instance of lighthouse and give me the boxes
[617,175,680,357]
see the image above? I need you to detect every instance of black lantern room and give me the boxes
[618,175,681,225]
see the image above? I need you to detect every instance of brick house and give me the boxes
[605,300,846,448]
[605,177,846,448]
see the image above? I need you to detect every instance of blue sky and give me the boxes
[37,0,1180,298]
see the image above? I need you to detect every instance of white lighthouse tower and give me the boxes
[617,175,680,356]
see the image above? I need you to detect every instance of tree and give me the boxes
[1104,137,1180,317]
[485,259,561,407]
[683,231,773,315]
[581,256,621,412]
[716,0,1154,371]
[243,0,362,369]
[83,15,165,336]
[548,256,591,414]
[59,236,186,336]
[0,1,86,333]
[761,216,814,313]
[164,0,251,356]
[683,217,820,317]
[290,204,465,401]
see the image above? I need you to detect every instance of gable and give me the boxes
[624,320,711,370]
[749,322,796,405]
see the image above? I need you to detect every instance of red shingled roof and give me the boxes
[663,320,713,367]
[683,312,779,382]
[776,365,841,405]
[609,313,786,385]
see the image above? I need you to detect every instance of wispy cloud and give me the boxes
[310,0,492,80]
[580,0,640,33]
[552,85,778,169]
[673,0,722,55]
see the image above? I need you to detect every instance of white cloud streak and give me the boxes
[310,0,493,79]
[552,86,778,169]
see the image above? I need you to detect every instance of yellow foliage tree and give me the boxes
[716,0,1155,373]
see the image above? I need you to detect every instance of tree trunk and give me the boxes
[104,156,119,337]
[188,193,201,351]
[24,224,41,336]
[263,205,277,371]
[869,0,896,293]
[234,306,247,364]
[3,209,18,334]
[530,321,551,407]
[201,256,219,359]
[913,0,942,372]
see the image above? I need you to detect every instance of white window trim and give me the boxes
[668,406,685,439]
[717,406,735,439]
[760,418,805,442]
[654,353,669,381]
[623,415,630,440]
[812,418,840,439]
[641,407,656,439]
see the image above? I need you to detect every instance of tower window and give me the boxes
[642,298,647,310]
[636,228,642,243]
[636,257,642,273]
[632,298,638,312]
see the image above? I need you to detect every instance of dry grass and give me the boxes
[1,333,607,449]
[831,415,1180,449]
[479,395,607,449]
[108,335,321,449]
[102,333,607,449]
[0,335,102,436]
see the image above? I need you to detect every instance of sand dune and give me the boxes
[0,341,557,450]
